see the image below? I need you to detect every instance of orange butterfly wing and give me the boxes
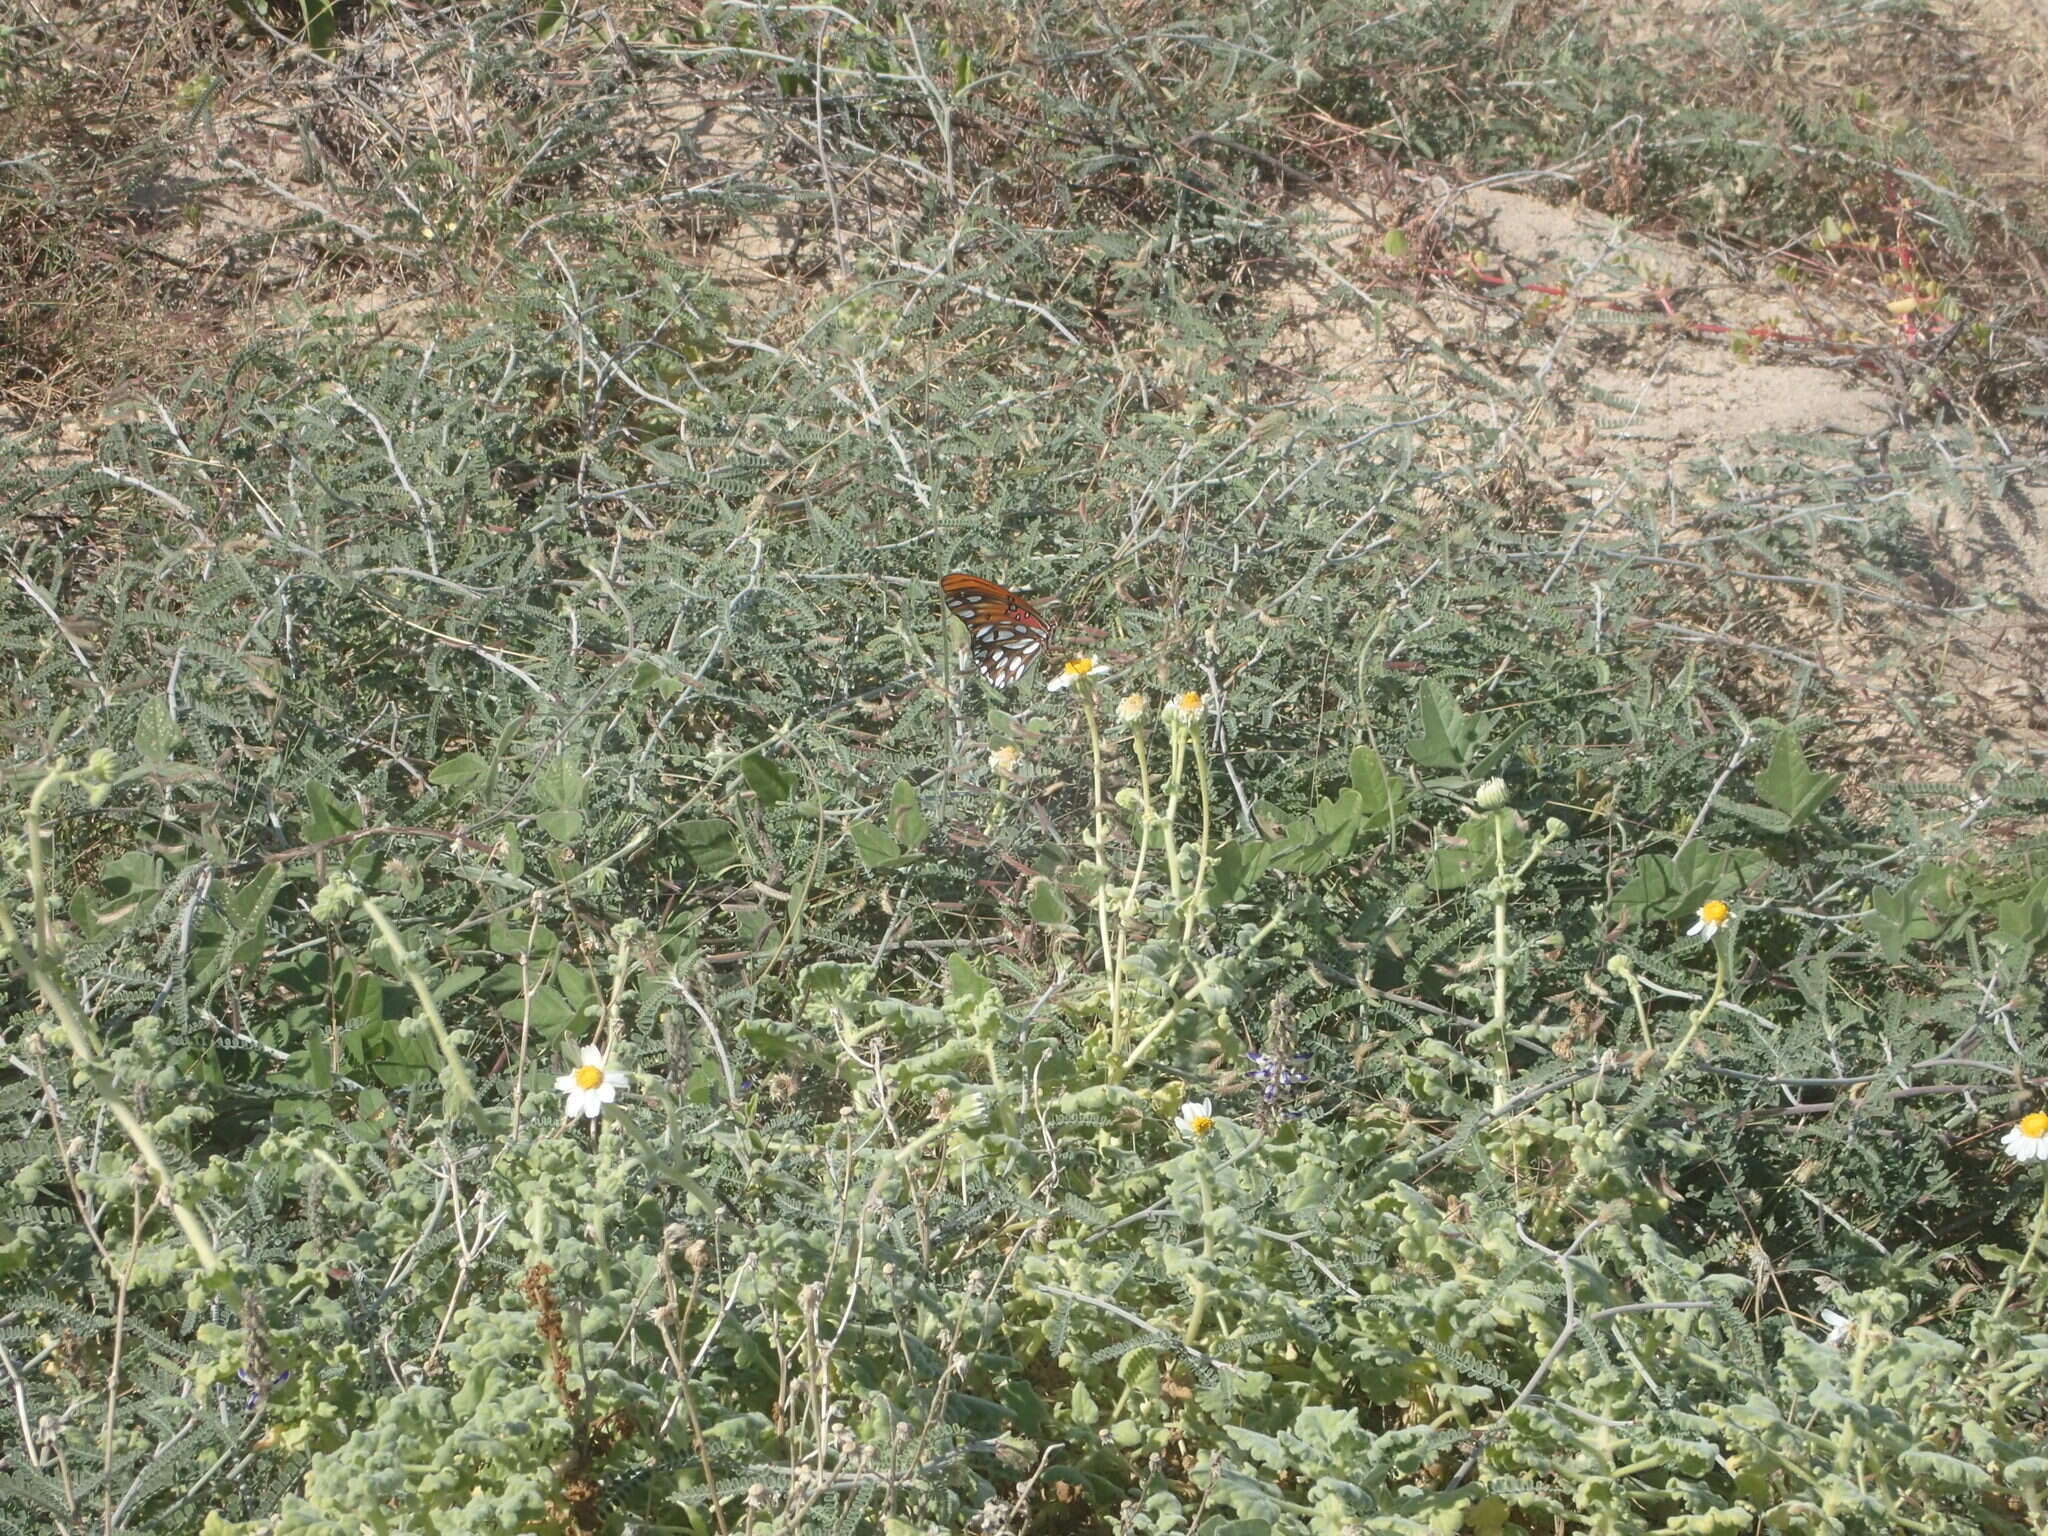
[941,572,1055,688]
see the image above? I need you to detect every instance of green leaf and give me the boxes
[1027,877,1072,926]
[738,750,792,806]
[1069,1381,1099,1427]
[889,777,929,850]
[1270,790,1364,875]
[1288,1404,1364,1458]
[498,982,576,1038]
[1713,799,1793,834]
[1611,842,1767,922]
[1349,744,1405,831]
[555,964,600,1023]
[1407,679,1477,770]
[1428,811,1525,892]
[428,751,489,791]
[301,780,360,842]
[69,850,162,938]
[675,818,744,876]
[1994,873,2048,953]
[738,1015,822,1064]
[1754,730,1841,827]
[1209,837,1275,905]
[301,0,337,51]
[1865,874,1946,962]
[486,919,557,957]
[430,965,485,1004]
[850,822,906,870]
[134,697,183,767]
[535,756,586,843]
[947,953,994,1005]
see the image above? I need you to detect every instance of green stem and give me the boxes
[1183,1153,1215,1346]
[1108,726,1158,1077]
[1491,818,1512,1110]
[1625,968,1653,1055]
[1181,733,1214,946]
[1123,910,1285,1077]
[1992,1176,2048,1324]
[1161,727,1187,910]
[361,894,481,1118]
[1560,936,1727,1213]
[5,766,226,1279]
[1081,693,1122,1064]
[1628,940,1728,1145]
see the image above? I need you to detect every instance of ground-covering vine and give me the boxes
[5,1,2048,1533]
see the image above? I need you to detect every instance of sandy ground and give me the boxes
[1253,0,2048,770]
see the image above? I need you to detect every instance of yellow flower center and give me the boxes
[1189,1114,1213,1136]
[573,1064,605,1090]
[1063,657,1096,677]
[2021,1113,2048,1139]
[1700,900,1730,924]
[1177,691,1203,713]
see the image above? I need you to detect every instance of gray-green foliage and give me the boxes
[6,0,2048,1533]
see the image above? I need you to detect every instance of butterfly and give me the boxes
[941,572,1055,688]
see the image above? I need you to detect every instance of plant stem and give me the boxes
[1992,1176,2048,1324]
[361,894,481,1118]
[1181,732,1214,946]
[4,766,226,1280]
[1183,1152,1215,1346]
[1162,725,1187,911]
[1108,724,1158,1078]
[1081,692,1122,1063]
[1491,816,1512,1110]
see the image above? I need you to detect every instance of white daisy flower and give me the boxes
[1046,656,1108,692]
[1115,691,1147,725]
[1162,690,1205,725]
[555,1044,629,1120]
[1687,899,1731,939]
[1820,1309,1851,1347]
[1175,1098,1215,1139]
[988,745,1022,777]
[2002,1112,2048,1164]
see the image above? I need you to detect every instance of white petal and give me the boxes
[579,1044,606,1067]
[553,1073,578,1094]
[604,1071,630,1091]
[1686,919,1705,937]
[1046,673,1073,691]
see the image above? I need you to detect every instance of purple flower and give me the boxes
[236,1368,290,1411]
[1247,1051,1310,1105]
